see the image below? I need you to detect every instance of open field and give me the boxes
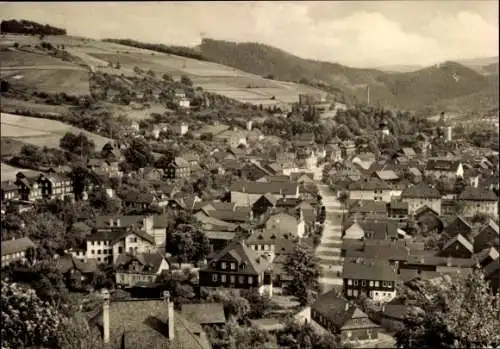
[0,97,70,116]
[0,34,326,105]
[1,112,113,150]
[0,162,42,181]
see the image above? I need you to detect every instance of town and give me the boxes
[1,5,500,349]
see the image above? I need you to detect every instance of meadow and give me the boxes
[1,112,113,150]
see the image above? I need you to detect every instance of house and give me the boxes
[473,247,499,269]
[1,237,36,266]
[137,167,163,181]
[265,211,305,239]
[252,193,277,217]
[55,255,97,288]
[130,121,140,132]
[36,173,73,200]
[440,234,474,259]
[414,206,444,235]
[246,229,297,263]
[178,97,191,109]
[343,261,398,302]
[230,181,300,206]
[115,252,169,288]
[372,170,400,185]
[151,215,169,247]
[290,172,315,184]
[474,219,499,253]
[343,219,398,241]
[80,216,157,264]
[458,187,498,218]
[1,180,19,202]
[214,129,248,148]
[89,290,213,348]
[241,161,273,181]
[348,178,399,203]
[181,303,226,327]
[388,200,409,222]
[401,183,442,215]
[443,216,473,240]
[293,133,315,148]
[341,140,357,158]
[88,159,122,178]
[425,157,464,179]
[311,292,382,343]
[164,157,191,181]
[325,144,343,162]
[348,200,388,220]
[15,173,43,202]
[123,192,156,211]
[172,123,189,136]
[174,89,186,99]
[198,240,273,297]
[484,258,500,293]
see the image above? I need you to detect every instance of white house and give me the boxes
[115,252,170,287]
[401,183,442,215]
[348,177,400,203]
[230,181,300,206]
[425,158,464,179]
[459,187,498,218]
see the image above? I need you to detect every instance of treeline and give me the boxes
[1,19,67,36]
[102,38,209,61]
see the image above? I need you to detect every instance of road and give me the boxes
[309,164,345,294]
[2,65,87,71]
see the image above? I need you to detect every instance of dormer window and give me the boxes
[240,262,247,270]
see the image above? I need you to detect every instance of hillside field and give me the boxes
[0,34,326,105]
[1,112,113,150]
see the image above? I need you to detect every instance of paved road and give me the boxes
[315,182,345,294]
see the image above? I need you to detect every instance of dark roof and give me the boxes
[443,216,473,237]
[55,255,97,274]
[153,215,170,229]
[342,261,398,281]
[231,181,299,195]
[208,209,250,223]
[206,241,270,275]
[115,252,166,272]
[484,258,500,278]
[479,219,499,236]
[350,200,388,214]
[401,147,416,157]
[1,237,36,256]
[389,199,408,211]
[426,157,461,172]
[86,229,155,245]
[95,215,146,229]
[181,303,226,325]
[311,291,379,331]
[89,299,211,349]
[349,177,391,191]
[123,192,155,204]
[359,219,398,240]
[254,193,277,207]
[442,234,474,253]
[401,183,441,199]
[459,187,498,201]
[276,197,302,207]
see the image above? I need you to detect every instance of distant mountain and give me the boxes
[456,56,498,68]
[375,64,423,73]
[198,39,494,112]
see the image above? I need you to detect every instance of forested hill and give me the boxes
[1,19,67,36]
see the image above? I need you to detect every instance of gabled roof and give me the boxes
[484,258,500,278]
[96,215,146,229]
[1,237,36,256]
[349,200,388,214]
[458,187,498,201]
[442,233,474,253]
[401,183,441,199]
[115,252,166,272]
[86,229,155,245]
[479,219,499,236]
[401,147,416,157]
[359,219,398,240]
[181,303,226,325]
[55,255,97,274]
[426,157,461,172]
[374,170,399,181]
[349,177,391,191]
[342,261,398,281]
[231,181,299,195]
[443,215,473,237]
[207,241,270,275]
[89,299,211,349]
[254,193,277,207]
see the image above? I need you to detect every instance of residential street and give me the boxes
[315,180,345,294]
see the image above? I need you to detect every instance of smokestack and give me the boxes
[102,289,110,344]
[163,291,175,340]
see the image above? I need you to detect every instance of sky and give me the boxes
[0,1,498,68]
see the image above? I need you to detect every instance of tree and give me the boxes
[100,142,115,160]
[277,318,341,349]
[123,138,154,170]
[207,290,251,322]
[395,269,500,349]
[166,224,210,266]
[284,244,321,306]
[1,280,63,348]
[180,75,193,86]
[59,132,95,158]
[56,312,103,349]
[240,288,277,319]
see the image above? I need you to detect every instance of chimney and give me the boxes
[109,218,114,227]
[102,289,110,344]
[163,291,175,340]
[116,218,121,227]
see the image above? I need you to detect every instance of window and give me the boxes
[130,237,137,243]
[221,262,226,270]
[375,281,380,287]
[248,276,253,284]
[347,289,352,296]
[97,250,101,254]
[230,263,235,270]
[118,247,123,253]
[348,279,352,286]
[361,280,366,286]
[91,250,95,254]
[97,257,101,262]
[212,274,218,282]
[369,281,374,287]
[221,275,226,282]
[230,275,235,283]
[353,280,358,286]
[91,241,95,246]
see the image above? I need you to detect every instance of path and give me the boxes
[310,164,345,294]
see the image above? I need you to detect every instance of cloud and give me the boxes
[0,2,497,67]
